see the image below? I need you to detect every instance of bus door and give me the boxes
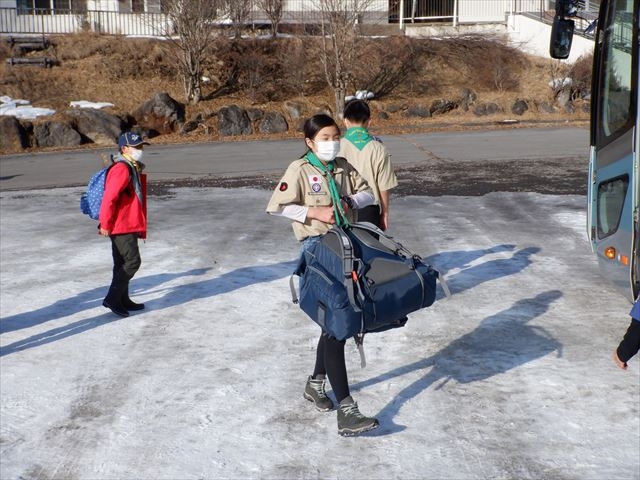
[588,0,638,301]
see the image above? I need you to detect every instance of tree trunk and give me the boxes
[334,86,345,119]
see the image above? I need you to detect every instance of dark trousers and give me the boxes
[105,233,141,304]
[313,332,349,403]
[357,204,381,227]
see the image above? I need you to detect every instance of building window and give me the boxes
[17,0,71,13]
[132,0,145,13]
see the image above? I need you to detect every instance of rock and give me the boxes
[247,108,264,122]
[0,116,28,152]
[403,106,431,118]
[180,120,200,134]
[378,111,389,120]
[537,101,556,113]
[218,105,252,136]
[133,92,185,134]
[430,99,457,115]
[33,121,82,147]
[259,111,288,134]
[63,108,126,145]
[511,99,528,116]
[284,100,305,120]
[459,88,477,112]
[556,90,571,106]
[473,102,501,116]
[385,104,404,114]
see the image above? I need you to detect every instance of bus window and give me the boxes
[597,175,629,238]
[596,1,635,146]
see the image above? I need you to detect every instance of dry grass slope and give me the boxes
[0,32,591,149]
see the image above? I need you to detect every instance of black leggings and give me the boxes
[617,319,640,363]
[312,333,349,403]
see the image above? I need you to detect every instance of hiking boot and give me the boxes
[337,396,379,436]
[103,299,129,318]
[122,297,145,311]
[303,375,334,412]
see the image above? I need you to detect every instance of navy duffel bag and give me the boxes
[290,222,441,341]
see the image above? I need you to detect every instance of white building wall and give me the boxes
[507,14,594,61]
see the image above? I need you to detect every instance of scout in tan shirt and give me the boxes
[266,113,379,436]
[266,157,372,241]
[339,99,398,230]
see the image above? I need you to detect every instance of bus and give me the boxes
[551,0,639,303]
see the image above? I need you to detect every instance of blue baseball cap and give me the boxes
[118,132,149,150]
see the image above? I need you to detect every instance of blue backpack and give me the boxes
[80,158,132,220]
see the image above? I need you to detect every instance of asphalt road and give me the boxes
[0,126,590,196]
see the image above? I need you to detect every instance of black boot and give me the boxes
[122,282,144,311]
[103,271,130,317]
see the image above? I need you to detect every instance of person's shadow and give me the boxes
[0,260,296,357]
[425,244,541,298]
[350,290,563,436]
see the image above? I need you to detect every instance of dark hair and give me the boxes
[343,99,371,124]
[303,113,339,140]
[301,114,339,157]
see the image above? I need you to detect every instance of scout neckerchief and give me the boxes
[304,151,350,227]
[344,126,373,151]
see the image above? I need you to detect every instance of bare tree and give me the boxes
[162,0,229,104]
[257,0,284,37]
[229,0,253,39]
[314,0,374,118]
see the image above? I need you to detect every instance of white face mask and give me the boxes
[127,148,144,162]
[314,140,341,161]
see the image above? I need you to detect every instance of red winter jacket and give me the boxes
[99,160,147,238]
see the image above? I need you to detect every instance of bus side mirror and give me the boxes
[550,16,575,59]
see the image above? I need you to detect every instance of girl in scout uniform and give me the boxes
[266,114,379,436]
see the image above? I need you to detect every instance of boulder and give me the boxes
[511,99,529,116]
[33,121,82,147]
[63,108,126,145]
[403,106,431,118]
[474,102,501,116]
[430,99,457,115]
[259,111,288,134]
[133,92,185,134]
[0,116,28,152]
[247,108,264,122]
[284,100,305,120]
[537,101,556,114]
[218,105,252,136]
[459,88,477,112]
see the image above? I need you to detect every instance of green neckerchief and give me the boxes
[304,151,349,227]
[344,126,373,151]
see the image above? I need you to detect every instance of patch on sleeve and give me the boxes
[279,182,288,191]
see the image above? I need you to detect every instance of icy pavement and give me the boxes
[1,187,639,479]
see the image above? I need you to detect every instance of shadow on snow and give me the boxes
[353,290,563,436]
[0,261,296,357]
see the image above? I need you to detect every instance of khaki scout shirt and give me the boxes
[266,156,372,241]
[339,137,398,205]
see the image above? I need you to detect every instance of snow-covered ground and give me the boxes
[0,96,113,120]
[1,186,638,479]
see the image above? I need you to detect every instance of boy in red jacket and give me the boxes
[99,132,148,317]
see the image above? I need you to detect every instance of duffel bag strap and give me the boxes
[334,227,362,313]
[354,332,367,368]
[289,274,299,304]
